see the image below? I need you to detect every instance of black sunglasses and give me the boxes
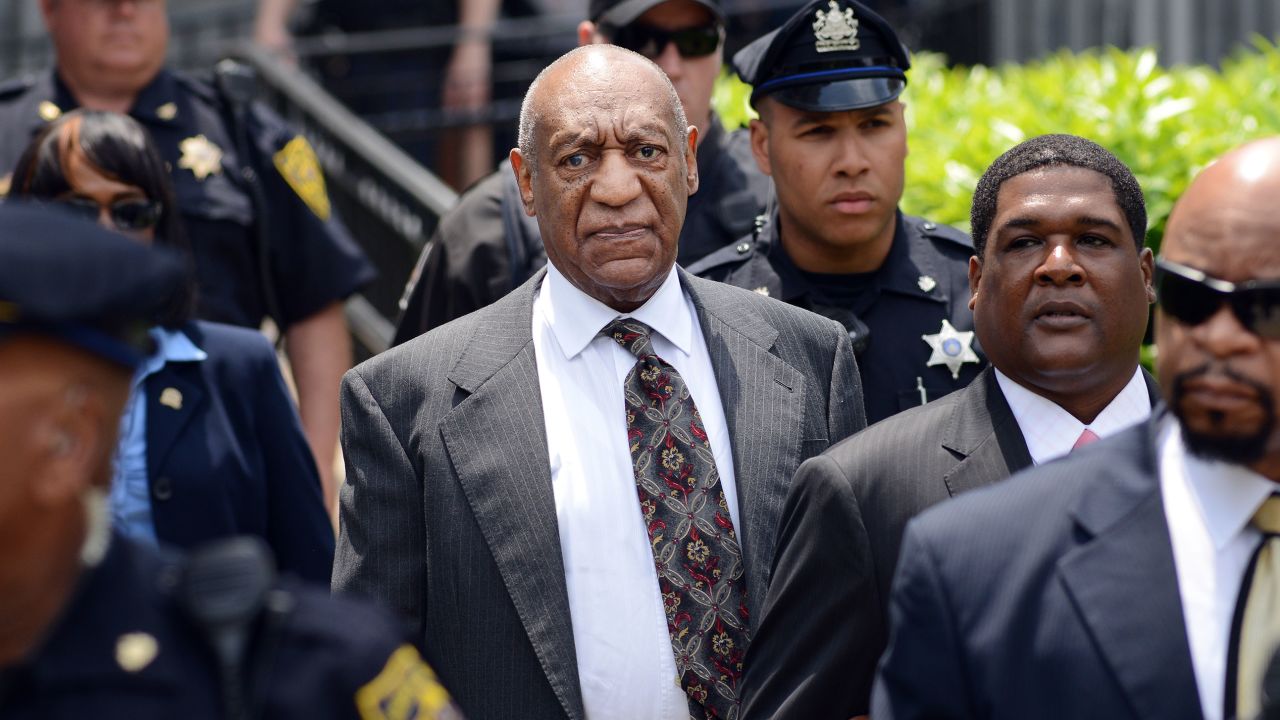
[605,22,722,59]
[1155,257,1280,338]
[58,196,163,233]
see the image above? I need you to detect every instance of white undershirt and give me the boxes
[995,367,1152,465]
[1159,419,1275,720]
[532,264,739,720]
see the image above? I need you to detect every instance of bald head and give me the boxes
[517,44,688,171]
[1157,136,1280,475]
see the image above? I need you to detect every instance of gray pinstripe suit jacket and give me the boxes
[333,266,866,720]
[742,366,1160,720]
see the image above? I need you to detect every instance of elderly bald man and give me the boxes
[333,44,864,720]
[871,136,1280,720]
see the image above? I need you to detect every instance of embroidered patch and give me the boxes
[273,135,331,221]
[355,644,460,719]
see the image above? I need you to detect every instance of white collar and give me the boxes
[542,263,691,359]
[995,366,1151,465]
[1162,418,1277,550]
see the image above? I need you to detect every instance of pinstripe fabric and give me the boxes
[334,266,864,720]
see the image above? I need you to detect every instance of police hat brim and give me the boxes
[594,0,723,28]
[755,75,905,112]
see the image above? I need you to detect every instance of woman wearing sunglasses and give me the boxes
[8,110,335,584]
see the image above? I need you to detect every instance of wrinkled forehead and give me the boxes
[536,58,681,141]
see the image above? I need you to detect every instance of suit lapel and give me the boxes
[144,364,205,478]
[437,270,585,720]
[1057,420,1202,720]
[680,271,804,627]
[940,367,1032,497]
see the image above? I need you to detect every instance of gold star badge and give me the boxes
[38,101,61,122]
[159,387,183,410]
[155,102,178,121]
[116,632,159,673]
[178,135,223,181]
[922,319,979,380]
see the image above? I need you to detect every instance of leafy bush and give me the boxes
[713,39,1280,252]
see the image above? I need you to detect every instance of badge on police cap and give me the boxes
[178,135,223,181]
[813,0,859,53]
[922,319,979,380]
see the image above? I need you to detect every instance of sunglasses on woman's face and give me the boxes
[1155,257,1280,339]
[58,196,163,233]
[604,22,722,60]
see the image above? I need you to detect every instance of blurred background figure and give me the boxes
[0,0,377,514]
[9,108,335,585]
[391,0,772,346]
[0,202,462,720]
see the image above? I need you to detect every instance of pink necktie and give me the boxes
[1073,428,1101,450]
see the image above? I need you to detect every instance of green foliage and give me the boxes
[713,40,1280,252]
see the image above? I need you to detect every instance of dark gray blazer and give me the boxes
[333,267,866,719]
[872,415,1201,720]
[742,366,1159,719]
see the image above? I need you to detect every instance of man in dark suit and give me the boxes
[742,134,1159,719]
[871,137,1280,720]
[334,44,864,720]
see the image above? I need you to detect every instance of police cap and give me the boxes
[590,0,723,28]
[0,202,184,368]
[734,0,910,112]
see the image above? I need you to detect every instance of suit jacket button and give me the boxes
[153,476,173,501]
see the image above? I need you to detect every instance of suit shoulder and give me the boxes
[434,166,506,242]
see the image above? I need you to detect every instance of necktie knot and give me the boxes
[602,318,656,360]
[1252,495,1280,535]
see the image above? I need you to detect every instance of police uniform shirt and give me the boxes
[390,113,771,346]
[0,69,376,330]
[688,206,986,424]
[0,533,462,719]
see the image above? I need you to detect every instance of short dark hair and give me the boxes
[10,110,195,327]
[970,134,1147,259]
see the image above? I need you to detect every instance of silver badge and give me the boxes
[813,0,860,53]
[922,319,979,380]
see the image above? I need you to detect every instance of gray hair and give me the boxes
[516,44,689,172]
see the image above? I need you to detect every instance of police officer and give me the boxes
[0,0,376,510]
[392,0,772,346]
[0,203,459,720]
[687,0,985,425]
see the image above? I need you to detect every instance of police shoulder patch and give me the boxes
[355,644,461,720]
[273,135,331,221]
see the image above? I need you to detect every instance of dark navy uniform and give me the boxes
[692,0,986,425]
[0,69,375,330]
[392,114,770,346]
[690,206,983,423]
[0,534,462,720]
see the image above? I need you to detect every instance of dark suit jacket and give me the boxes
[334,267,866,719]
[742,366,1159,719]
[145,321,334,584]
[871,415,1202,720]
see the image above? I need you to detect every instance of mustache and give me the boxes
[1170,361,1272,399]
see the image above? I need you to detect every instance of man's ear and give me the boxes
[509,148,537,217]
[685,125,700,196]
[967,255,983,311]
[1139,247,1157,304]
[749,118,772,177]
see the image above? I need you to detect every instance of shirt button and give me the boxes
[152,476,173,501]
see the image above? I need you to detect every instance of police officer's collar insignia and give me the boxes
[155,102,178,121]
[0,174,10,198]
[273,136,332,221]
[116,632,159,673]
[922,319,978,380]
[38,100,61,122]
[813,0,860,53]
[178,135,223,181]
[753,286,771,297]
[159,387,183,410]
[917,275,937,293]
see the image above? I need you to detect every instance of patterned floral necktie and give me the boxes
[602,318,750,720]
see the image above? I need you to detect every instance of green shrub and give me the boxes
[713,40,1280,252]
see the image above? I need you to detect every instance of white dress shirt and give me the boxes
[995,367,1151,465]
[532,263,740,720]
[1160,419,1275,720]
